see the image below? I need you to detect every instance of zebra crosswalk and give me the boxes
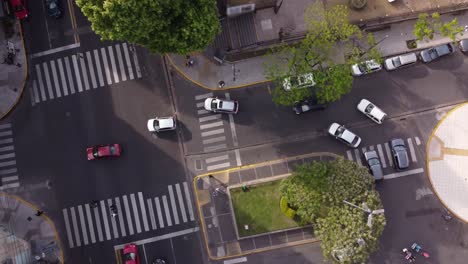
[62,182,195,249]
[30,43,142,106]
[0,123,20,191]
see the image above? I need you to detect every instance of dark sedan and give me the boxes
[292,97,327,115]
[390,138,409,170]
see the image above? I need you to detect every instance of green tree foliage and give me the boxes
[413,12,464,42]
[76,0,221,54]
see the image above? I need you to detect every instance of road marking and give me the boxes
[384,142,393,167]
[407,138,417,162]
[0,138,13,145]
[202,136,226,145]
[175,184,188,223]
[108,46,119,83]
[147,198,157,230]
[77,205,89,245]
[0,160,16,168]
[195,92,214,100]
[207,162,231,171]
[183,182,195,221]
[131,45,142,78]
[62,209,74,248]
[100,200,111,240]
[122,195,134,235]
[415,136,421,146]
[377,144,387,168]
[0,182,19,190]
[198,109,209,115]
[0,168,16,175]
[361,147,367,154]
[71,55,83,92]
[206,155,229,163]
[224,257,248,264]
[70,207,81,247]
[235,149,242,166]
[35,64,47,101]
[0,124,11,130]
[0,145,13,153]
[200,121,223,130]
[196,102,205,108]
[57,58,69,96]
[0,153,15,160]
[199,114,221,122]
[122,43,134,80]
[50,60,61,97]
[64,57,76,94]
[204,144,227,152]
[84,204,96,244]
[168,186,180,225]
[384,168,424,180]
[115,44,127,82]
[225,93,240,149]
[369,145,375,151]
[130,193,142,233]
[101,48,112,85]
[162,195,172,226]
[346,150,353,160]
[113,227,199,250]
[114,197,126,237]
[1,175,18,182]
[201,129,224,137]
[93,49,104,87]
[138,192,150,232]
[79,54,91,90]
[86,51,97,89]
[155,197,164,228]
[354,149,362,166]
[32,80,40,103]
[30,43,80,58]
[93,205,104,242]
[107,198,119,239]
[0,131,12,137]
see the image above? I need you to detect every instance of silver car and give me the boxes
[419,43,455,63]
[364,150,384,181]
[390,138,409,170]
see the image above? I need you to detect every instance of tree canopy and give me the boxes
[76,0,221,54]
[413,12,464,42]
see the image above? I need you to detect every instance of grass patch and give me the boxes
[230,180,299,237]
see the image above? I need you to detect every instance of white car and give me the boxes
[384,52,417,71]
[204,97,239,114]
[351,60,382,76]
[282,73,315,91]
[357,99,387,124]
[328,123,361,148]
[147,116,176,132]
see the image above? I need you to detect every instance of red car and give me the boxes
[9,0,28,20]
[123,244,140,264]
[86,144,121,160]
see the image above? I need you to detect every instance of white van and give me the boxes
[384,53,417,71]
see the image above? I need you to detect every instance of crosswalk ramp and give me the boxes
[0,123,20,191]
[346,136,422,167]
[62,182,195,249]
[30,43,142,106]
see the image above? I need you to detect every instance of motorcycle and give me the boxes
[411,243,430,258]
[402,248,416,263]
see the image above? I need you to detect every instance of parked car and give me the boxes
[384,53,417,71]
[9,0,28,20]
[364,150,384,181]
[351,59,382,76]
[357,99,387,124]
[458,39,468,54]
[87,144,121,160]
[147,116,176,132]
[328,123,361,148]
[283,73,315,91]
[292,97,327,115]
[46,0,61,18]
[419,43,455,63]
[390,138,409,170]
[204,97,238,114]
[123,243,140,264]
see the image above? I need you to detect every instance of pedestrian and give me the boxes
[90,200,99,208]
[218,81,225,88]
[35,210,44,216]
[185,55,194,67]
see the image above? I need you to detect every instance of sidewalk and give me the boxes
[0,194,63,263]
[167,11,468,90]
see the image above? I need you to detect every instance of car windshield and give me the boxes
[392,57,402,67]
[368,158,380,166]
[124,252,136,260]
[365,104,374,113]
[336,126,345,136]
[358,63,367,73]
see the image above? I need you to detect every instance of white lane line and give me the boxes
[0,123,11,129]
[162,195,172,226]
[168,186,180,225]
[100,200,111,240]
[32,80,40,103]
[200,121,223,130]
[361,147,367,154]
[101,47,112,85]
[114,197,126,237]
[84,204,96,244]
[107,198,119,239]
[130,193,142,233]
[407,138,417,163]
[0,130,12,137]
[207,162,231,171]
[113,227,199,250]
[0,153,15,160]
[79,54,91,90]
[70,207,81,247]
[138,192,150,232]
[71,55,83,92]
[93,49,104,87]
[176,184,188,223]
[0,138,13,145]
[354,149,362,166]
[86,51,97,89]
[64,57,76,94]
[224,257,248,264]
[130,45,142,78]
[93,205,103,242]
[204,144,227,152]
[115,44,127,81]
[346,150,353,160]
[0,182,19,190]
[0,160,16,168]
[384,142,393,167]
[0,168,16,175]
[235,149,242,166]
[77,205,89,245]
[43,62,54,99]
[1,175,18,183]
[122,195,134,235]
[377,144,387,168]
[206,155,229,164]
[147,198,157,230]
[384,168,424,180]
[198,109,209,115]
[122,43,134,80]
[62,209,74,248]
[155,197,164,228]
[201,129,225,137]
[57,58,69,96]
[225,93,240,149]
[0,145,14,152]
[196,102,205,108]
[108,46,119,83]
[183,182,195,221]
[31,43,80,58]
[35,64,47,101]
[415,136,421,146]
[195,92,214,100]
[199,114,221,122]
[202,136,226,145]
[50,60,61,97]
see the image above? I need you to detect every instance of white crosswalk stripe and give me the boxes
[100,200,111,240]
[64,57,76,94]
[115,44,127,82]
[77,205,89,245]
[71,55,83,92]
[162,195,172,227]
[62,209,74,248]
[35,64,46,101]
[168,186,180,225]
[176,184,188,223]
[377,144,387,168]
[384,142,393,167]
[107,198,119,239]
[183,182,195,221]
[115,197,126,237]
[155,197,164,228]
[70,207,81,247]
[93,49,104,87]
[147,198,157,230]
[122,43,134,80]
[84,204,96,244]
[138,192,150,232]
[108,46,119,83]
[130,193,142,233]
[123,195,134,235]
[0,124,21,191]
[50,60,61,97]
[86,51,98,89]
[407,138,417,162]
[79,54,91,91]
[93,205,103,242]
[42,62,54,99]
[57,58,69,96]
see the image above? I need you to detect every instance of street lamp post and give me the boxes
[343,200,385,227]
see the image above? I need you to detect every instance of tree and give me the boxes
[76,0,221,54]
[413,12,464,42]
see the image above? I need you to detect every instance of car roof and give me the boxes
[391,138,405,147]
[220,100,235,110]
[157,117,174,129]
[460,39,468,52]
[364,150,378,160]
[341,129,357,143]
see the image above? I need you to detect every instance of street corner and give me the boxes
[426,102,468,223]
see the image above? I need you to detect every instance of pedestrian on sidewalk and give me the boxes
[185,55,194,67]
[218,81,225,88]
[35,210,44,216]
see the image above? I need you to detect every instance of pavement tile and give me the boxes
[302,226,315,239]
[239,168,256,182]
[253,235,271,249]
[255,165,273,179]
[286,229,305,242]
[239,238,256,252]
[229,171,241,185]
[214,195,231,214]
[201,203,214,217]
[205,218,222,244]
[287,160,303,171]
[218,214,238,241]
[270,231,288,245]
[271,162,289,176]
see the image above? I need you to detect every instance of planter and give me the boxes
[349,0,367,10]
[406,39,418,49]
